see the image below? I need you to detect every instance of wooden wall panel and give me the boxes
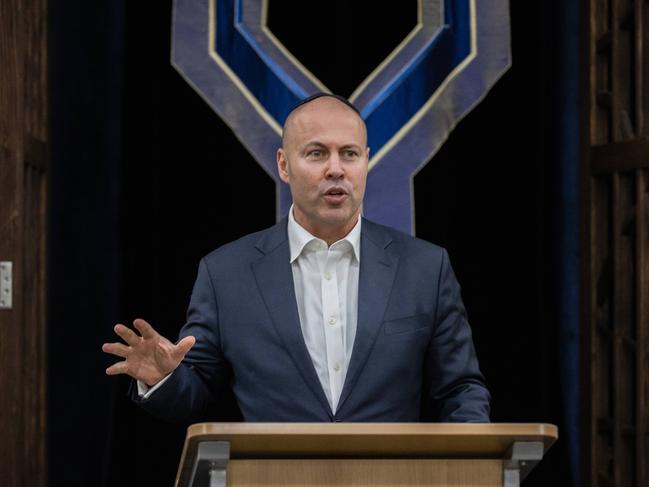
[612,171,636,487]
[635,168,648,487]
[586,0,649,485]
[643,3,649,136]
[0,0,27,484]
[591,174,613,484]
[0,0,48,485]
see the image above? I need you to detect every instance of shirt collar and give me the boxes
[287,205,361,263]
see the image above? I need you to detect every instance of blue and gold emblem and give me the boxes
[172,0,510,233]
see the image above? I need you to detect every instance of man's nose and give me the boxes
[325,153,344,179]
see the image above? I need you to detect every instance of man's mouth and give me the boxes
[324,187,347,196]
[323,187,349,204]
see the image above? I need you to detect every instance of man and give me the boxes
[103,93,490,423]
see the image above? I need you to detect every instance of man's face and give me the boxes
[277,97,369,241]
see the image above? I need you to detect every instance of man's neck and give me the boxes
[292,210,360,247]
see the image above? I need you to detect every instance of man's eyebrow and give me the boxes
[300,141,328,152]
[339,143,362,150]
[302,141,362,149]
[299,142,364,154]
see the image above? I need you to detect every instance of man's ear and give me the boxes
[277,148,290,183]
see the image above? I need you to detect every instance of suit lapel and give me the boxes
[336,220,399,413]
[251,220,333,417]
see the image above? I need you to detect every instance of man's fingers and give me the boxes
[102,342,130,358]
[105,361,129,376]
[114,324,141,346]
[175,335,196,357]
[133,318,157,340]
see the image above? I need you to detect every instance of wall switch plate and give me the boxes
[0,262,12,309]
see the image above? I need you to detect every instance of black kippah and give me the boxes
[285,92,362,121]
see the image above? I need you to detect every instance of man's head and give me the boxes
[277,94,369,244]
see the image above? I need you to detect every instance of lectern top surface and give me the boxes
[184,422,558,459]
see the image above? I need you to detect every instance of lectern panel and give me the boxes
[229,459,501,487]
[175,423,558,487]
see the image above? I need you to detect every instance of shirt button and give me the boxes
[328,317,337,325]
[333,363,340,372]
[324,271,332,280]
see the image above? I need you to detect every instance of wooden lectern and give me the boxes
[175,423,557,487]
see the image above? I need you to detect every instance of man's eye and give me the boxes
[342,150,358,159]
[307,150,324,158]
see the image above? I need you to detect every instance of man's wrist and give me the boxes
[137,372,173,398]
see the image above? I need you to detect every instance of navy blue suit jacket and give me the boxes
[135,218,490,423]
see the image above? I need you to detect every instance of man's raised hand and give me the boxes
[102,318,195,386]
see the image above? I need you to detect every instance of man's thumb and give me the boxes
[176,335,196,357]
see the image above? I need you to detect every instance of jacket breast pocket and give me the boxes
[383,314,430,336]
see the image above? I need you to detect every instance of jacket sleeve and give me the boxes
[131,258,234,424]
[422,249,491,422]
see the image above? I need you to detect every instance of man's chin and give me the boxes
[317,208,358,227]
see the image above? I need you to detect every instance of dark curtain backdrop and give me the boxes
[48,1,580,486]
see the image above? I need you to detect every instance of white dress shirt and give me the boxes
[287,207,361,413]
[139,209,362,412]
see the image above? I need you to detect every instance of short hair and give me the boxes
[281,93,365,147]
[284,92,362,121]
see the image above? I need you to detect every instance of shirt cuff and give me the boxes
[137,373,172,399]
